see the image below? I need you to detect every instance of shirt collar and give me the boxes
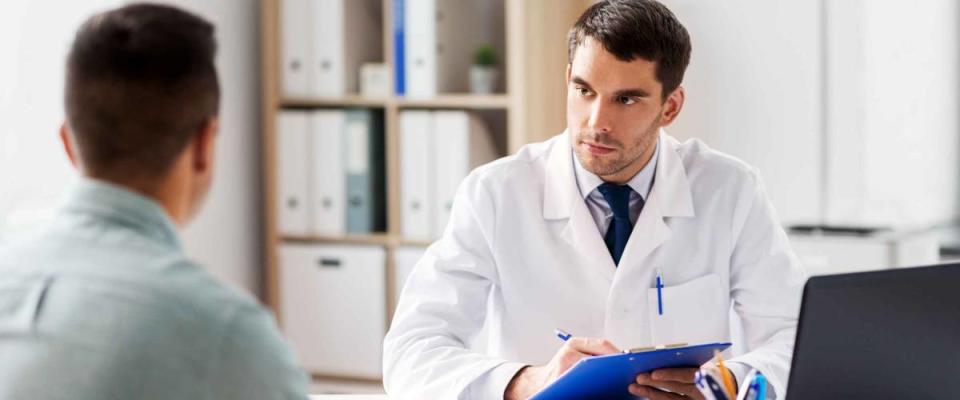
[573,136,660,200]
[60,177,182,250]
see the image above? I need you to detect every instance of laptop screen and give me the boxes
[785,263,960,399]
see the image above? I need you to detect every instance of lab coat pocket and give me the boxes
[647,273,728,346]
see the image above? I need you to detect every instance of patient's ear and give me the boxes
[191,117,218,175]
[60,122,79,169]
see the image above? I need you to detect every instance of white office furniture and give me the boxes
[789,229,940,277]
[279,244,387,378]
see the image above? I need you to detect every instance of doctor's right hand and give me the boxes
[504,337,621,400]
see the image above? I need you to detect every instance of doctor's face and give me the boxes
[566,37,684,184]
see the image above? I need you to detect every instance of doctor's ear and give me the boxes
[659,86,685,127]
[60,122,80,169]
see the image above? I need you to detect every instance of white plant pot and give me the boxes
[470,65,498,94]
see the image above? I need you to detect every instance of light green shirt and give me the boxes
[0,179,308,400]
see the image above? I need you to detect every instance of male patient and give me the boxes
[0,4,307,399]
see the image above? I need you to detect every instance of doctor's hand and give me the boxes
[630,368,705,399]
[504,337,620,400]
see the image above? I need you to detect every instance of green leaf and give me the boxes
[474,44,497,66]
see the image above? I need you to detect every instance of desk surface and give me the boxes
[310,396,387,400]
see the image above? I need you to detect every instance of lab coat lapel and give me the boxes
[543,132,617,280]
[618,132,696,269]
[618,190,671,271]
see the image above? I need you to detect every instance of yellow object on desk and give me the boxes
[715,350,737,398]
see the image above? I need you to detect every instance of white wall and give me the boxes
[0,0,265,297]
[152,0,264,296]
[662,0,959,229]
[661,1,824,225]
[0,0,119,237]
[825,0,959,228]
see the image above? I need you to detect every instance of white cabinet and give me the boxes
[279,244,386,378]
[392,246,427,306]
[789,230,940,277]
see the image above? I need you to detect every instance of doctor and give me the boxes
[383,0,805,398]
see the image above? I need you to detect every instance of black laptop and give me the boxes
[785,262,960,399]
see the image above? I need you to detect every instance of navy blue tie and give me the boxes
[598,183,640,266]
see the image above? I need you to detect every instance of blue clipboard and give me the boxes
[530,342,731,400]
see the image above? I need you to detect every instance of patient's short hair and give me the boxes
[65,3,220,181]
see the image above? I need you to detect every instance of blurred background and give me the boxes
[1,0,957,394]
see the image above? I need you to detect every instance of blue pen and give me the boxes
[743,379,760,400]
[556,329,633,354]
[753,374,767,400]
[702,373,731,400]
[694,371,719,400]
[656,269,664,315]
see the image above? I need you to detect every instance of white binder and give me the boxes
[282,0,382,97]
[399,111,434,240]
[308,0,345,97]
[431,111,498,238]
[276,111,312,236]
[310,110,346,235]
[404,0,483,97]
[312,0,382,97]
[278,244,386,378]
[280,0,312,97]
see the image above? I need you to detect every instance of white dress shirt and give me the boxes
[573,139,660,236]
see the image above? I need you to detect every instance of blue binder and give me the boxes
[392,0,405,95]
[530,342,731,400]
[344,109,385,234]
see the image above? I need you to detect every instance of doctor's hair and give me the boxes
[567,0,691,100]
[64,3,220,182]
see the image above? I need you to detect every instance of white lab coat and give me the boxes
[383,131,806,399]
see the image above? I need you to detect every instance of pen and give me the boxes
[656,269,664,315]
[753,374,767,400]
[694,371,719,400]
[743,380,760,400]
[735,369,758,400]
[715,350,737,399]
[702,372,731,400]
[556,329,632,353]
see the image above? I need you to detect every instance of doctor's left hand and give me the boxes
[629,368,705,400]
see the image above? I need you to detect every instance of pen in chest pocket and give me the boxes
[655,269,664,315]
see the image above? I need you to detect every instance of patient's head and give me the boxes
[61,3,220,225]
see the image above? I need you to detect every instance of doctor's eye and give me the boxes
[618,96,638,105]
[576,86,592,97]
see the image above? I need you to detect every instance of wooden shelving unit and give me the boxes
[280,234,393,246]
[282,94,511,110]
[260,0,593,385]
[282,96,389,108]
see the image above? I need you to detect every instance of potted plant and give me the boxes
[470,44,498,94]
